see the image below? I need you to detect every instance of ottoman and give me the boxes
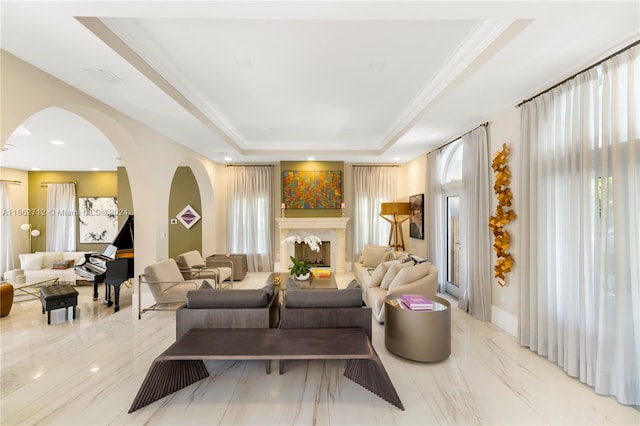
[39,285,78,325]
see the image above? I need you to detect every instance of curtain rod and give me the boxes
[351,165,399,168]
[226,164,275,167]
[427,122,489,155]
[0,179,22,184]
[40,181,76,186]
[517,38,640,108]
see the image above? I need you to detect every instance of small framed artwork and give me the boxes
[409,194,424,239]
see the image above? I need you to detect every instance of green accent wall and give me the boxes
[280,161,344,218]
[26,170,125,253]
[168,167,202,259]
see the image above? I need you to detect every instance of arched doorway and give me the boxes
[1,107,133,267]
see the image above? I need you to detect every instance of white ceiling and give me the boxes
[1,1,638,170]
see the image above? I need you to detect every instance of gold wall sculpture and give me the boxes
[489,144,516,286]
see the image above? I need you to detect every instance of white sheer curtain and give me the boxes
[0,182,16,275]
[226,166,274,272]
[46,183,76,251]
[425,151,446,292]
[352,166,398,257]
[519,45,639,405]
[458,126,492,320]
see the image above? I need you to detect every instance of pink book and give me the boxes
[399,294,434,310]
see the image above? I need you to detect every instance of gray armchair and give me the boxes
[176,250,233,288]
[280,281,371,340]
[176,283,280,339]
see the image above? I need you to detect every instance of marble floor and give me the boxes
[1,273,638,425]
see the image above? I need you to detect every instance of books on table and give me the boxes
[399,294,434,310]
[312,269,331,278]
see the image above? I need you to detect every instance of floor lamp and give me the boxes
[380,202,411,251]
[20,223,40,253]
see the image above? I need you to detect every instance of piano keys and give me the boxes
[75,215,134,312]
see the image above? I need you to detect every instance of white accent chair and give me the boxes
[137,258,212,318]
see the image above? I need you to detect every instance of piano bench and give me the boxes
[39,285,78,325]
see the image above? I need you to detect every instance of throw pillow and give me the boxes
[388,262,433,290]
[380,261,414,290]
[19,253,43,271]
[367,260,399,288]
[52,260,74,269]
[360,245,389,268]
[36,252,63,269]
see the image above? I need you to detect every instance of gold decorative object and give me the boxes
[489,144,516,286]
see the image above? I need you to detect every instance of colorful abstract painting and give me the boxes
[283,170,342,209]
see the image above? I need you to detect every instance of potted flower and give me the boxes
[284,235,322,280]
[289,256,311,280]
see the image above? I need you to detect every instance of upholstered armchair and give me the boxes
[138,258,212,318]
[176,250,233,288]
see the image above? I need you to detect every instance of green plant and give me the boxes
[289,256,310,277]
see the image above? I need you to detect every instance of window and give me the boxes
[441,140,463,297]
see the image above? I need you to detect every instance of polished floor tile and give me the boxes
[1,274,638,425]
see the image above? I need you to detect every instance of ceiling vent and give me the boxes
[82,68,122,83]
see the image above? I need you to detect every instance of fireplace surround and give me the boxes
[276,217,350,273]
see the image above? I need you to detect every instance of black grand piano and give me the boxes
[75,215,134,312]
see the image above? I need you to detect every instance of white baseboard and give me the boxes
[491,305,518,337]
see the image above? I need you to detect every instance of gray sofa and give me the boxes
[176,282,279,339]
[280,281,372,340]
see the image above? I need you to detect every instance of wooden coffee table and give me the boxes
[266,272,338,290]
[129,328,403,412]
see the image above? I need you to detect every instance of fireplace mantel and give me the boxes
[276,217,350,273]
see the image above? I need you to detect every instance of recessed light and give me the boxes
[30,167,40,171]
[224,157,232,162]
[393,157,400,162]
[91,167,100,171]
[308,157,315,161]
[50,140,65,145]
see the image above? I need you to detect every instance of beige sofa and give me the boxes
[354,246,438,323]
[3,251,91,285]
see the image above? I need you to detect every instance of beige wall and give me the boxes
[486,105,521,327]
[1,50,224,285]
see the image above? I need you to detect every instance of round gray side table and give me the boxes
[384,294,451,362]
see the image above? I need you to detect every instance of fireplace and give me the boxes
[275,217,350,273]
[295,241,331,267]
